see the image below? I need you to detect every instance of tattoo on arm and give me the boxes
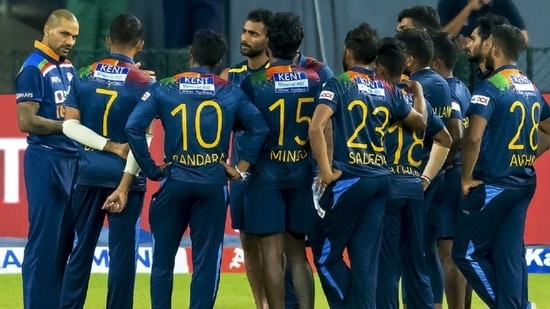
[17,102,63,135]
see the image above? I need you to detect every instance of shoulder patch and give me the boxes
[471,95,490,106]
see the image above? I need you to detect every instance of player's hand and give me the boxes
[102,189,128,213]
[159,162,171,173]
[56,104,66,119]
[220,161,240,180]
[468,0,490,11]
[400,79,422,93]
[318,168,342,189]
[105,141,130,159]
[136,62,156,80]
[461,177,484,197]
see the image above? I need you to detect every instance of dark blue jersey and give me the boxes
[319,68,412,178]
[468,65,544,187]
[296,53,334,85]
[411,68,459,167]
[386,90,445,199]
[447,77,472,165]
[240,60,322,188]
[15,41,78,153]
[227,60,270,166]
[65,54,154,191]
[227,60,270,87]
[126,67,268,184]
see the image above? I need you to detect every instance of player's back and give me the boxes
[152,68,254,185]
[319,68,412,178]
[241,61,321,188]
[471,67,543,187]
[69,54,152,190]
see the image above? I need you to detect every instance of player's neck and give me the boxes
[110,46,136,60]
[247,54,269,70]
[348,60,372,71]
[493,58,516,70]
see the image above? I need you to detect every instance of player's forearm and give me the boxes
[423,142,451,181]
[126,127,159,180]
[115,172,135,194]
[237,112,269,164]
[63,119,109,150]
[19,115,63,135]
[461,136,481,180]
[324,121,334,163]
[309,125,331,175]
[442,5,474,36]
[444,119,462,166]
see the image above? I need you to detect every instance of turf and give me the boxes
[1,273,548,308]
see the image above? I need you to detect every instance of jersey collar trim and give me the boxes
[34,40,62,62]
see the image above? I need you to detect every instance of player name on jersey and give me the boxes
[92,63,130,86]
[273,71,309,93]
[179,77,215,95]
[171,152,226,166]
[270,149,308,162]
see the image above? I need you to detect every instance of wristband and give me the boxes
[234,165,251,180]
[421,175,431,185]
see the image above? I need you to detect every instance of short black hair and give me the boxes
[109,13,142,46]
[344,23,380,65]
[396,29,434,67]
[476,13,511,41]
[376,37,406,80]
[431,31,459,69]
[267,12,303,60]
[491,24,525,61]
[190,29,227,68]
[246,8,272,25]
[397,6,441,32]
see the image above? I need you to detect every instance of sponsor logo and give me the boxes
[179,77,215,95]
[93,64,130,86]
[526,247,550,273]
[50,76,62,84]
[141,91,151,101]
[319,90,334,101]
[274,71,309,93]
[15,93,33,100]
[229,248,244,269]
[54,89,69,104]
[354,76,385,100]
[471,95,490,106]
[0,247,189,274]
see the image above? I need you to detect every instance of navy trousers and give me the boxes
[452,183,535,309]
[22,145,77,309]
[308,175,390,309]
[149,178,227,309]
[60,185,143,309]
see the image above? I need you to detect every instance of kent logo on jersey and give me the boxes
[273,71,309,93]
[510,74,536,95]
[179,76,216,95]
[354,75,385,100]
[92,63,130,86]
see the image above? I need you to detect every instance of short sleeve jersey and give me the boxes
[15,41,78,153]
[126,67,268,185]
[468,65,543,187]
[318,68,412,178]
[240,60,322,188]
[65,54,153,191]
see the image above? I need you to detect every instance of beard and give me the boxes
[342,55,348,72]
[467,45,482,63]
[484,53,495,71]
[240,43,263,58]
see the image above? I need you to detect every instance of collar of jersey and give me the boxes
[491,64,519,76]
[297,53,307,67]
[348,66,375,76]
[271,59,295,67]
[187,66,213,74]
[34,40,62,62]
[108,53,135,64]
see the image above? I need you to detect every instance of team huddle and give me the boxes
[13,4,550,309]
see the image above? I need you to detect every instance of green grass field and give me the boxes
[2,273,549,308]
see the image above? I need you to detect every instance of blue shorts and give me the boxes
[439,164,461,238]
[243,183,312,235]
[229,180,246,230]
